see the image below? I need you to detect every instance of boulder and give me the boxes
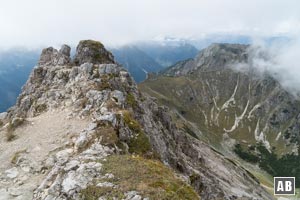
[55,149,73,165]
[98,64,119,75]
[111,90,125,105]
[124,191,143,200]
[5,167,19,179]
[0,112,7,120]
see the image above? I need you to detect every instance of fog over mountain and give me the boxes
[140,37,300,191]
[233,37,300,96]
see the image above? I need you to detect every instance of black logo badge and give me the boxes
[274,177,295,195]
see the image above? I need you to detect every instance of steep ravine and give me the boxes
[0,40,273,200]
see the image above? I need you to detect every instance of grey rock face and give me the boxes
[35,141,112,200]
[99,64,119,75]
[0,112,7,120]
[38,45,71,66]
[5,167,19,179]
[7,60,129,119]
[111,90,125,105]
[124,191,143,200]
[59,45,71,57]
[73,40,115,65]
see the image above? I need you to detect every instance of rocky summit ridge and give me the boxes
[0,40,273,200]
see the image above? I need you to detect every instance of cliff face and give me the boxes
[0,41,272,200]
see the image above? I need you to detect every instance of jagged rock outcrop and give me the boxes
[38,45,71,66]
[162,43,249,76]
[0,41,273,200]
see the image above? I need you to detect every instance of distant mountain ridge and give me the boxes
[141,43,300,153]
[162,43,249,75]
[111,42,199,82]
[140,43,300,191]
[135,42,198,67]
[110,45,162,82]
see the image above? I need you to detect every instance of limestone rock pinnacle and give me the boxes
[38,44,71,66]
[73,40,115,65]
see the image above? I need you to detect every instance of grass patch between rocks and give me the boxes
[122,111,151,155]
[126,93,137,108]
[81,155,199,200]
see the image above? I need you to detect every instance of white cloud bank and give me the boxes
[0,0,299,48]
[233,37,300,95]
[1,0,300,95]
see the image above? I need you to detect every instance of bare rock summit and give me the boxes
[73,40,115,65]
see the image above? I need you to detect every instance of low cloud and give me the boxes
[0,0,300,48]
[234,37,300,96]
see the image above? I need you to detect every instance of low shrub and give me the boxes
[122,111,151,155]
[234,142,300,187]
[84,155,200,200]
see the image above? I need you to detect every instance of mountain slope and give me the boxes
[0,40,272,200]
[140,43,300,194]
[111,46,163,83]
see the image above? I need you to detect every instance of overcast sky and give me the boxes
[0,0,299,48]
